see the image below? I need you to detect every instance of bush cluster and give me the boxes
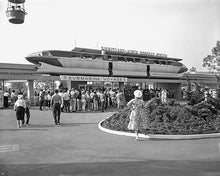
[102,89,220,135]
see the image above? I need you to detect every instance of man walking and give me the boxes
[51,89,62,125]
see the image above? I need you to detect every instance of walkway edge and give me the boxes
[98,117,220,140]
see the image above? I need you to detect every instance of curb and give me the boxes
[98,117,220,140]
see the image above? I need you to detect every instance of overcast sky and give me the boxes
[0,0,219,71]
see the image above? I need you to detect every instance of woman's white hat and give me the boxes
[18,94,23,99]
[134,90,142,98]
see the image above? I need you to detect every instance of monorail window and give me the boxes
[154,60,160,64]
[50,51,72,57]
[83,55,92,59]
[146,59,151,64]
[173,62,182,66]
[148,59,154,64]
[135,58,142,63]
[74,53,81,57]
[160,61,166,65]
[103,55,111,61]
[42,51,51,56]
[112,56,118,61]
[127,58,134,62]
[102,55,108,60]
[118,57,125,62]
[108,55,113,61]
[167,61,172,65]
[96,56,103,60]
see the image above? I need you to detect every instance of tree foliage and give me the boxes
[203,41,220,72]
[34,80,54,90]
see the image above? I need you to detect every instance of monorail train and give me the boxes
[25,47,188,78]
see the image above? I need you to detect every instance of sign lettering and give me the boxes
[101,46,167,58]
[60,75,128,82]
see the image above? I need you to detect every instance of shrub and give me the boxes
[102,97,220,135]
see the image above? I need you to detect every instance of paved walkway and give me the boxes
[0,108,220,176]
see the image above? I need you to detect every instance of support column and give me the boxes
[66,80,71,90]
[27,80,34,105]
[175,83,182,100]
[119,82,124,91]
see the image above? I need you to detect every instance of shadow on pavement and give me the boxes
[147,136,220,141]
[0,128,48,131]
[27,122,97,128]
[61,122,98,126]
[1,160,220,176]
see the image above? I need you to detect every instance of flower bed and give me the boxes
[102,98,220,135]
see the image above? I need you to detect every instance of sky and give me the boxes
[0,0,220,71]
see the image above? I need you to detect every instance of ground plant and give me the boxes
[102,85,220,135]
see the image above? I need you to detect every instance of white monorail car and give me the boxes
[26,47,188,78]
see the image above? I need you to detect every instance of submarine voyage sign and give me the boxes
[60,75,128,82]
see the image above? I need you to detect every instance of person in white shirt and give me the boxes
[62,88,70,112]
[11,90,18,106]
[70,88,78,112]
[14,94,26,128]
[58,89,64,112]
[81,91,86,112]
[47,91,52,110]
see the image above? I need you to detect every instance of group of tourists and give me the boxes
[1,89,22,108]
[9,85,220,141]
[38,88,125,113]
[9,86,175,140]
[10,87,126,127]
[3,86,174,136]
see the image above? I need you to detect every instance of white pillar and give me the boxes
[27,80,34,105]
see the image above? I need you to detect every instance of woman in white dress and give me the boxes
[127,90,144,141]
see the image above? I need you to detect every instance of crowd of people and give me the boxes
[11,87,126,127]
[2,89,23,108]
[4,85,220,142]
[0,86,181,129]
[37,87,126,113]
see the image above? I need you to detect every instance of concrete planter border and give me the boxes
[98,117,220,140]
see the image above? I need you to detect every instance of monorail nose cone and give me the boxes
[25,56,40,66]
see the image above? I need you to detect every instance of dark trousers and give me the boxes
[53,103,61,124]
[25,107,30,124]
[101,101,105,112]
[63,100,70,112]
[3,96,8,108]
[39,100,44,110]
